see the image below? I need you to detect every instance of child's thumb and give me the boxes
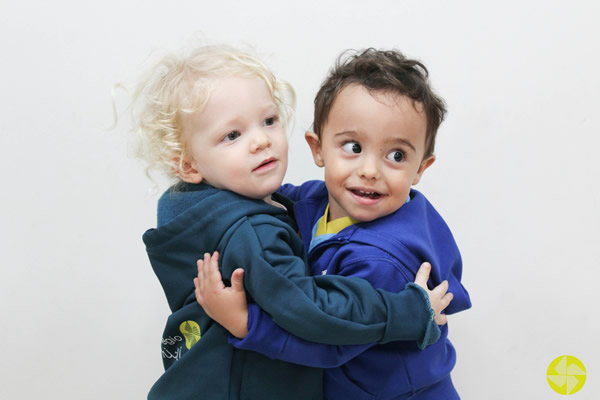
[231,268,245,292]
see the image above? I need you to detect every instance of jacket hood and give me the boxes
[143,182,289,311]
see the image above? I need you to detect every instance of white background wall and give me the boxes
[1,1,598,398]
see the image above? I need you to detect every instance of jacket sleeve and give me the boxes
[229,304,373,367]
[219,220,439,346]
[278,181,322,202]
[277,183,302,201]
[227,254,439,366]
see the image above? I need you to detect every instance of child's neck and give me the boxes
[264,195,287,210]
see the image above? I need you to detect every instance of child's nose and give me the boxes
[358,156,380,180]
[250,129,271,152]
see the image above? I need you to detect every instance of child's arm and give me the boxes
[195,252,452,356]
[193,255,363,367]
[236,304,372,367]
[219,221,444,346]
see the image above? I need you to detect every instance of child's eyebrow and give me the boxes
[258,101,279,113]
[214,103,279,129]
[333,130,359,138]
[387,137,417,152]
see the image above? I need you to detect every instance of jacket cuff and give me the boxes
[406,283,441,349]
[380,283,441,348]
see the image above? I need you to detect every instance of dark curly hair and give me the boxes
[313,48,446,157]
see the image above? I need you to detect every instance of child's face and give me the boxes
[179,76,288,202]
[306,84,435,222]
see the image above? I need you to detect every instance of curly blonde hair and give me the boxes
[131,45,296,181]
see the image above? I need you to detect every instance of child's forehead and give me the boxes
[182,75,278,129]
[335,84,422,111]
[322,84,428,146]
[200,73,268,94]
[185,74,275,109]
[327,84,425,124]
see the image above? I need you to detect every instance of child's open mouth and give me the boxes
[350,189,382,199]
[253,158,277,172]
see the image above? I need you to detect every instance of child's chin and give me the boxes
[353,209,394,223]
[347,211,375,223]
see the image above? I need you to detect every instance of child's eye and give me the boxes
[224,131,241,141]
[342,141,362,154]
[386,150,405,163]
[264,116,278,126]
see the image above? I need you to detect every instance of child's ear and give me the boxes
[412,155,435,185]
[173,155,203,184]
[305,131,324,167]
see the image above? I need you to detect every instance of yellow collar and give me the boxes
[315,204,359,236]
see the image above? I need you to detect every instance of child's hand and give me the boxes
[194,251,249,338]
[414,262,453,325]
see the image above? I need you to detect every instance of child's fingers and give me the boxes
[202,253,215,279]
[209,251,220,273]
[231,268,245,293]
[435,313,448,326]
[194,277,204,304]
[205,253,219,280]
[431,279,449,296]
[414,262,431,288]
[196,259,205,285]
[203,251,226,287]
[441,292,454,311]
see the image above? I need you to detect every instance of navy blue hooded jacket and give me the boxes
[143,182,439,400]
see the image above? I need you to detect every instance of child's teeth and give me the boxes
[353,189,379,198]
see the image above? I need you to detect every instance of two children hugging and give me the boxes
[133,44,470,400]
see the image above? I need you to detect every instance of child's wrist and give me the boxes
[230,312,249,338]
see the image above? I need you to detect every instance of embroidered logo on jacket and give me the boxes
[180,320,201,349]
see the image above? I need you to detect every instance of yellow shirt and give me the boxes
[309,204,358,252]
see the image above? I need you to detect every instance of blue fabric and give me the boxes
[308,219,336,252]
[231,180,471,399]
[144,182,441,400]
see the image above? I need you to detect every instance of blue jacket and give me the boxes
[230,181,471,399]
[143,182,441,400]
